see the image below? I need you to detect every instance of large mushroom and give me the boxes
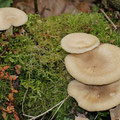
[65,43,120,85]
[68,80,120,111]
[0,7,28,35]
[61,33,100,53]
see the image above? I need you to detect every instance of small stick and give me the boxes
[22,66,70,119]
[0,47,7,57]
[22,72,34,118]
[28,95,70,120]
[100,9,117,30]
[49,95,69,120]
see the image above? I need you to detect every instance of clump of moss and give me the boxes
[0,12,120,120]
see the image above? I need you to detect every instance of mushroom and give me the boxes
[68,80,120,112]
[0,7,28,35]
[65,43,120,85]
[61,33,100,53]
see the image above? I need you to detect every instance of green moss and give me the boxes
[0,12,120,120]
[109,0,120,10]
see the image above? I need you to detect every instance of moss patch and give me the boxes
[0,12,120,120]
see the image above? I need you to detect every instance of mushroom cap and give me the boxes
[68,80,120,111]
[0,7,28,31]
[65,43,120,85]
[61,33,100,53]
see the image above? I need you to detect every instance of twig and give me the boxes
[22,72,34,118]
[41,115,45,120]
[28,95,70,120]
[94,114,98,120]
[0,47,7,57]
[100,9,117,30]
[49,95,69,120]
[22,61,70,119]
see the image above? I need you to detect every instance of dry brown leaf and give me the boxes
[77,1,91,13]
[75,113,89,120]
[0,72,4,79]
[15,65,21,75]
[12,89,18,93]
[6,105,14,113]
[8,93,14,101]
[13,112,20,120]
[37,0,67,17]
[2,111,7,120]
[9,75,18,81]
[64,1,79,14]
[110,105,120,120]
[13,0,35,14]
[13,0,94,17]
[0,65,20,120]
[37,0,85,17]
[1,66,9,72]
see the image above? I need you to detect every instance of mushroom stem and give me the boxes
[5,26,13,36]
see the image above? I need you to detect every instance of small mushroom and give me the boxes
[65,43,120,85]
[61,33,100,53]
[0,7,28,35]
[68,80,120,112]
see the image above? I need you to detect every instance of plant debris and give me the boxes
[0,65,21,120]
[110,105,120,120]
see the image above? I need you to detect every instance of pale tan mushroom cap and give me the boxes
[61,33,100,53]
[0,7,28,30]
[68,80,120,111]
[65,43,120,85]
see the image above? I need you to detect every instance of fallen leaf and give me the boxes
[9,75,18,81]
[13,0,35,14]
[75,113,89,120]
[37,0,67,17]
[0,72,4,79]
[6,105,14,113]
[2,111,7,120]
[15,65,21,75]
[64,1,79,14]
[12,89,18,93]
[77,1,91,13]
[8,93,14,101]
[1,66,9,72]
[110,105,120,120]
[13,112,20,120]
[13,0,94,17]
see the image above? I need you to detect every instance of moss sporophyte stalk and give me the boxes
[0,12,120,119]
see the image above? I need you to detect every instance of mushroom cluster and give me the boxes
[61,33,120,112]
